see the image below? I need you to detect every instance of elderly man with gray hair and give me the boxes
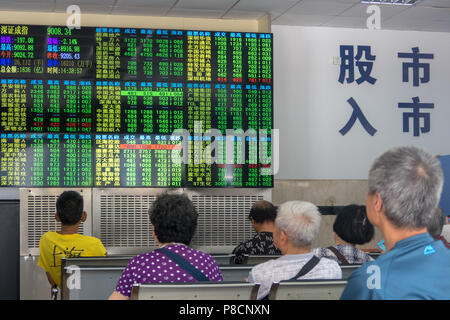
[247,201,341,299]
[341,146,450,300]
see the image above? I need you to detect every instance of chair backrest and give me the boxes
[244,255,281,265]
[219,265,253,282]
[340,264,362,280]
[61,265,125,300]
[130,282,260,300]
[268,280,347,300]
[61,256,132,300]
[61,256,133,268]
[210,254,236,265]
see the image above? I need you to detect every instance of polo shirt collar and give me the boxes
[392,232,433,250]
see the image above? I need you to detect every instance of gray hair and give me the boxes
[368,146,443,230]
[276,201,321,247]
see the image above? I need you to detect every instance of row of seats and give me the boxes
[130,280,348,300]
[59,255,362,300]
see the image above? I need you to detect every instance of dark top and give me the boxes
[232,231,281,263]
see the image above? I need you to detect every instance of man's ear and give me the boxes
[374,193,383,212]
[280,229,289,246]
[80,211,87,222]
[55,212,61,222]
[370,192,384,225]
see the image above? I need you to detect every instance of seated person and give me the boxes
[247,201,341,300]
[341,146,450,300]
[109,193,223,300]
[312,205,375,264]
[38,191,107,289]
[427,207,450,249]
[232,200,281,263]
[442,216,450,242]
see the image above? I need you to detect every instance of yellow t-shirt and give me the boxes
[37,231,107,287]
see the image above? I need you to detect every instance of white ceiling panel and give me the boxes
[417,0,450,7]
[114,0,175,6]
[339,3,411,20]
[54,0,115,14]
[167,8,225,19]
[0,0,54,12]
[222,10,267,20]
[225,0,300,21]
[381,16,437,29]
[273,13,335,26]
[230,0,299,13]
[288,0,358,16]
[173,0,237,11]
[386,5,450,20]
[323,16,368,28]
[418,20,450,32]
[111,0,177,16]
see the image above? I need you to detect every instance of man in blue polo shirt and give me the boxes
[341,146,450,300]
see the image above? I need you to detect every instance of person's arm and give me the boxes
[45,272,57,287]
[108,290,129,300]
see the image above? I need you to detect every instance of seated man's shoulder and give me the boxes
[250,256,280,273]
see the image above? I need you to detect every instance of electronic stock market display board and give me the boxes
[0,25,273,188]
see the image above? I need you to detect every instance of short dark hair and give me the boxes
[56,191,84,226]
[333,205,374,245]
[248,200,277,224]
[427,207,444,239]
[150,193,198,245]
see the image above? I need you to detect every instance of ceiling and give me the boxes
[1,0,450,32]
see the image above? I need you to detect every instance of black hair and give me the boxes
[333,205,374,245]
[248,200,277,224]
[150,193,198,245]
[427,207,444,239]
[56,191,84,226]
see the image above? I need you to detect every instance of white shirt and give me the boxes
[247,252,342,299]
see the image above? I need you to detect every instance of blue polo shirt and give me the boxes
[341,233,450,300]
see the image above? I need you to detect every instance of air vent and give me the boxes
[98,194,157,248]
[191,195,261,247]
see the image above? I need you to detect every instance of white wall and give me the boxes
[273,25,450,179]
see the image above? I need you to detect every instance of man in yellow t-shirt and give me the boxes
[38,191,107,288]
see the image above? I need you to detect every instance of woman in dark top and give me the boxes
[313,205,375,264]
[232,200,281,263]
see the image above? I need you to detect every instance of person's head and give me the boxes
[248,200,277,230]
[273,201,321,253]
[427,207,445,239]
[333,205,374,245]
[150,193,198,246]
[366,146,443,231]
[55,191,86,226]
